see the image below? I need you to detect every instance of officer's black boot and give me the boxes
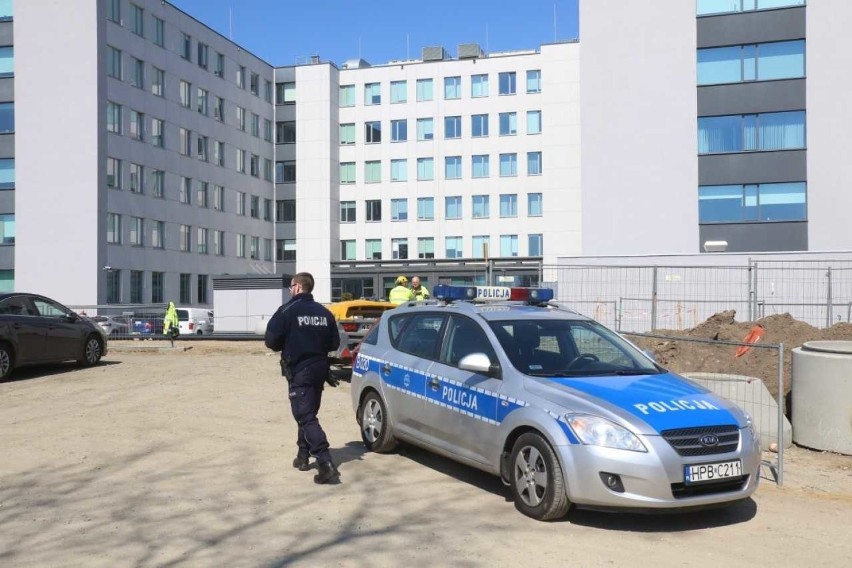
[292,454,311,471]
[313,461,339,484]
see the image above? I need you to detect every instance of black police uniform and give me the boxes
[265,292,340,473]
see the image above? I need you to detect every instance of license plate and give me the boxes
[684,460,742,484]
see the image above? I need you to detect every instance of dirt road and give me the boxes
[2,343,851,567]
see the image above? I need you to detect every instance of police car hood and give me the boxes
[526,372,745,435]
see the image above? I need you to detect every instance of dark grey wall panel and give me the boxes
[0,245,14,268]
[0,133,12,157]
[0,78,13,102]
[698,79,805,116]
[699,222,807,252]
[0,21,12,46]
[0,188,13,211]
[699,150,806,185]
[697,7,805,48]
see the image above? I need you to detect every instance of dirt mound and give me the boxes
[630,311,852,400]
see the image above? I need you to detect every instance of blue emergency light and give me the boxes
[433,285,554,303]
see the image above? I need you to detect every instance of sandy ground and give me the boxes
[1,341,851,568]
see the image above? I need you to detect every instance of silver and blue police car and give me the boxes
[351,285,761,520]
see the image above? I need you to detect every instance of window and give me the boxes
[417,158,434,181]
[340,162,355,184]
[197,88,208,115]
[237,192,246,216]
[472,155,490,178]
[106,271,121,304]
[341,240,356,261]
[180,274,192,304]
[106,213,122,244]
[391,198,408,221]
[471,74,489,97]
[472,195,489,218]
[214,96,224,121]
[499,71,516,95]
[214,52,224,77]
[417,118,434,141]
[527,110,542,134]
[214,186,225,211]
[697,0,805,16]
[151,118,164,147]
[236,149,246,173]
[237,65,246,89]
[131,58,144,89]
[392,238,409,260]
[213,230,224,255]
[365,121,382,143]
[445,196,462,220]
[499,153,518,177]
[277,199,296,222]
[129,163,143,193]
[472,114,488,137]
[197,275,209,304]
[528,193,543,216]
[499,112,517,136]
[179,224,192,252]
[197,182,209,208]
[277,239,296,261]
[151,272,164,303]
[250,195,260,218]
[472,235,490,257]
[264,119,273,142]
[107,0,120,23]
[416,78,433,101]
[265,80,273,103]
[179,128,191,156]
[107,46,122,79]
[417,197,434,221]
[500,235,519,257]
[264,198,272,221]
[366,200,382,222]
[250,236,260,260]
[365,82,381,105]
[698,182,807,223]
[106,102,121,134]
[0,159,12,189]
[500,194,518,217]
[180,177,192,204]
[445,156,461,179]
[276,160,295,183]
[0,102,13,133]
[236,106,246,131]
[152,221,164,249]
[197,136,209,162]
[444,76,461,99]
[237,234,246,257]
[197,43,209,70]
[444,116,461,139]
[250,72,259,96]
[214,141,224,166]
[129,109,144,141]
[182,33,192,61]
[277,82,296,104]
[151,170,164,198]
[152,67,164,97]
[391,119,407,142]
[264,239,273,262]
[365,239,382,260]
[698,111,806,154]
[130,217,143,246]
[528,234,543,256]
[339,84,355,107]
[154,17,165,47]
[418,237,435,259]
[526,69,541,93]
[339,123,355,145]
[250,154,259,177]
[390,80,407,103]
[264,159,273,182]
[446,236,463,258]
[251,113,260,137]
[106,158,121,189]
[391,159,407,182]
[527,151,542,175]
[180,80,192,108]
[340,201,356,223]
[697,40,805,85]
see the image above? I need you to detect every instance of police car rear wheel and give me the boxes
[509,433,571,521]
[359,391,396,453]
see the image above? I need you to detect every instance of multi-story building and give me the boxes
[0,0,13,292]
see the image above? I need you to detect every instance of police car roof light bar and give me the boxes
[433,285,554,304]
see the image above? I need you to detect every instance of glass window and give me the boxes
[0,102,13,134]
[499,153,517,177]
[341,240,356,261]
[339,84,355,107]
[444,76,461,99]
[391,119,407,142]
[527,69,541,93]
[499,72,516,95]
[340,201,356,223]
[197,181,209,207]
[697,0,805,16]
[182,33,192,61]
[129,163,143,193]
[0,47,8,77]
[698,182,806,223]
[106,158,121,189]
[527,110,542,134]
[236,65,245,89]
[107,0,120,22]
[472,195,489,219]
[278,121,297,144]
[527,152,542,175]
[151,67,164,97]
[500,194,518,217]
[417,118,434,141]
[365,121,382,143]
[446,236,463,258]
[106,213,122,244]
[697,40,805,85]
[131,58,144,88]
[759,40,806,80]
[129,217,143,246]
[106,271,121,304]
[340,162,355,184]
[417,197,434,221]
[417,158,434,181]
[499,112,517,136]
[366,200,382,221]
[213,186,225,211]
[154,17,165,47]
[472,114,489,137]
[237,234,246,258]
[472,236,490,258]
[106,102,121,134]
[416,78,433,101]
[500,234,518,257]
[106,46,121,79]
[418,237,435,259]
[392,238,409,260]
[198,274,209,303]
[365,82,381,105]
[390,80,407,103]
[391,198,408,221]
[264,119,273,142]
[0,158,14,188]
[276,160,296,183]
[366,239,382,260]
[471,74,489,97]
[365,160,381,183]
[445,156,462,179]
[444,116,461,139]
[277,82,296,104]
[391,159,407,182]
[340,123,355,145]
[472,155,490,178]
[151,170,165,198]
[179,224,192,252]
[180,80,192,108]
[698,111,806,154]
[528,234,543,256]
[151,221,164,249]
[445,196,462,219]
[196,227,208,254]
[528,193,543,216]
[180,177,192,204]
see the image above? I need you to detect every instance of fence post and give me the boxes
[752,259,759,322]
[617,297,623,331]
[826,267,833,328]
[651,266,658,331]
[777,343,785,486]
[747,258,754,322]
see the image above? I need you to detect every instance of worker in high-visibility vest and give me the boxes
[389,275,414,305]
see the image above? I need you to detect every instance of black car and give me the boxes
[0,293,108,380]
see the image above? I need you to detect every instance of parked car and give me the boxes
[0,292,108,380]
[175,307,214,335]
[90,315,130,336]
[131,313,164,336]
[327,299,396,367]
[351,285,760,520]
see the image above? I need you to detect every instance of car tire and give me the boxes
[196,330,203,335]
[358,391,396,453]
[0,342,14,380]
[509,432,571,521]
[78,334,103,367]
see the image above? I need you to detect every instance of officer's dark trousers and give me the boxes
[288,358,332,465]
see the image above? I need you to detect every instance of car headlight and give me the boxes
[743,410,757,438]
[566,415,647,452]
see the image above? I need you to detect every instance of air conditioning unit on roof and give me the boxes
[422,46,449,61]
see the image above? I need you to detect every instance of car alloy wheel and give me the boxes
[514,445,549,507]
[0,345,12,379]
[84,336,102,365]
[359,391,396,453]
[509,432,571,521]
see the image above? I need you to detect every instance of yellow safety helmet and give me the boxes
[396,275,408,285]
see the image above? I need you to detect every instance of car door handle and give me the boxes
[381,363,391,375]
[428,377,440,390]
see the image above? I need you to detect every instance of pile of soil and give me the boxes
[628,310,852,400]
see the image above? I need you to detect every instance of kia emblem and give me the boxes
[699,434,719,447]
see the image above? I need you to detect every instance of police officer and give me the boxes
[265,272,341,484]
[388,275,414,305]
[410,276,430,301]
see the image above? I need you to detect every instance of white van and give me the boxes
[176,307,214,335]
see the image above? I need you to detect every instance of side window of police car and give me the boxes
[391,313,446,360]
[441,315,496,368]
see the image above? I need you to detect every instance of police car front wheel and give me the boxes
[359,391,397,453]
[509,432,571,521]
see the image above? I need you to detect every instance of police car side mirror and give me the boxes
[458,353,501,379]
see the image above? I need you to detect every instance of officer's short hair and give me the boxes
[293,272,314,293]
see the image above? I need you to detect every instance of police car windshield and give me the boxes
[488,319,660,377]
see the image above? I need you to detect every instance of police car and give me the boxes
[351,285,761,520]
